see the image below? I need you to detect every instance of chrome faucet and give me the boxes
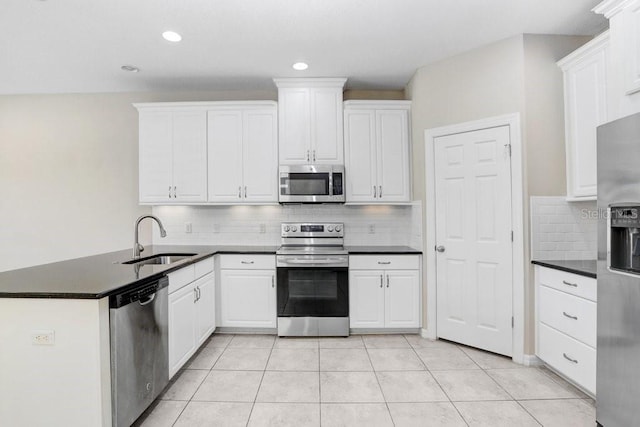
[133,215,167,258]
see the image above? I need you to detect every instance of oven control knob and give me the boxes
[327,225,334,232]
[291,226,298,232]
[335,225,342,232]
[284,225,290,232]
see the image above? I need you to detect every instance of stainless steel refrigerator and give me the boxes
[597,112,640,427]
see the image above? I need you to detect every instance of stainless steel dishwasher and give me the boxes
[110,276,169,427]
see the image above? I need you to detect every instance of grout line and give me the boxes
[363,337,397,427]
[245,338,275,427]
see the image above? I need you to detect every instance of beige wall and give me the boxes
[0,90,276,272]
[406,34,589,354]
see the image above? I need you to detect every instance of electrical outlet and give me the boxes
[32,330,55,346]
[368,224,376,234]
[185,222,192,233]
[259,223,266,234]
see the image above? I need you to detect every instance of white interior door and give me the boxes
[434,126,513,356]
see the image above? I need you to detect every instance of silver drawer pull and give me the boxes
[562,280,578,287]
[562,311,578,320]
[378,261,391,265]
[563,353,578,364]
[241,260,254,264]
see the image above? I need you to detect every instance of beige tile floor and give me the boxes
[134,334,595,427]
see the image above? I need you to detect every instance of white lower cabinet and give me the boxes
[168,258,215,378]
[349,255,421,329]
[218,255,277,328]
[535,265,597,395]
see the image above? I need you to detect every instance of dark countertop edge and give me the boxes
[345,246,423,254]
[0,246,423,300]
[531,260,597,279]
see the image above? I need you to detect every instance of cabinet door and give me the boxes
[349,270,385,328]
[377,110,411,202]
[195,273,216,346]
[344,110,377,202]
[207,110,244,202]
[279,88,311,164]
[169,283,197,378]
[310,88,344,164]
[220,270,276,328]
[385,270,420,328]
[172,111,208,202]
[139,111,173,203]
[564,43,608,199]
[243,109,278,202]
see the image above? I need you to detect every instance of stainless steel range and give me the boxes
[276,222,349,336]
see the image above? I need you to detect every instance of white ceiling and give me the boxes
[2,0,607,95]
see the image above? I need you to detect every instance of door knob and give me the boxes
[435,245,446,253]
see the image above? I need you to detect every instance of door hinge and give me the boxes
[505,143,512,157]
[512,316,514,328]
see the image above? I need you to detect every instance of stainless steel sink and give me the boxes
[121,253,197,266]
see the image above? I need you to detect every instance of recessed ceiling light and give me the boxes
[121,65,139,73]
[162,31,182,42]
[292,62,309,71]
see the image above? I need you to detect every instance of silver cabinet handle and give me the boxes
[198,286,202,301]
[307,150,310,162]
[241,260,254,264]
[386,275,390,288]
[380,274,383,288]
[272,276,275,288]
[194,288,198,303]
[313,150,316,162]
[238,186,242,198]
[169,186,172,198]
[562,311,578,320]
[373,186,377,198]
[563,353,578,364]
[244,186,247,198]
[378,261,391,265]
[174,186,177,198]
[436,246,446,253]
[379,186,382,197]
[562,280,578,287]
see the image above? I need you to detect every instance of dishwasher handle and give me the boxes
[110,276,168,309]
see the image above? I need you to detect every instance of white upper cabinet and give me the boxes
[136,105,208,204]
[344,101,412,203]
[558,32,609,201]
[207,102,278,203]
[594,0,640,120]
[274,78,346,165]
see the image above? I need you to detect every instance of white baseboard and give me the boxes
[522,354,542,366]
[420,328,436,339]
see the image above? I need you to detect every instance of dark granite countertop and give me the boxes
[531,259,597,279]
[0,245,278,299]
[346,246,422,254]
[0,244,423,299]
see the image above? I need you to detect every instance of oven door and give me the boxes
[277,266,349,317]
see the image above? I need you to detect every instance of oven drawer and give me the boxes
[219,254,275,270]
[349,255,419,270]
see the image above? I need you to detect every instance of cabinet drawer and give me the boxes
[537,323,596,395]
[539,285,597,348]
[349,255,419,270]
[538,266,597,302]
[168,264,195,294]
[219,254,275,270]
[194,256,214,279]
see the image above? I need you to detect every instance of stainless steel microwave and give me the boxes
[279,165,345,203]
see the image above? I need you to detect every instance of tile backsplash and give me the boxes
[151,202,423,249]
[530,196,597,260]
